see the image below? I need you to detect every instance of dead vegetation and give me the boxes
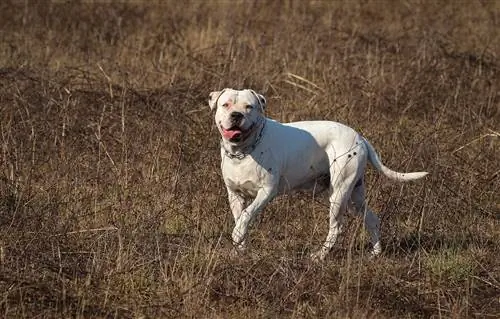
[0,0,498,318]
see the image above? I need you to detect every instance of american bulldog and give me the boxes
[209,88,428,261]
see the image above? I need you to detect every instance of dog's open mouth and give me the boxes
[221,125,243,141]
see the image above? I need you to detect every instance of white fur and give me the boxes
[209,88,428,261]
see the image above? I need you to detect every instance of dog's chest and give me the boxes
[222,158,268,198]
[226,178,259,198]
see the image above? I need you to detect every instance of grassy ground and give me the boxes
[0,0,498,318]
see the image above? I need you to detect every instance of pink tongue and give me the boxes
[222,128,242,139]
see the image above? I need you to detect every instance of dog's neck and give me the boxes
[221,118,266,160]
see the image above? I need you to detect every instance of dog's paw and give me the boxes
[368,251,381,260]
[368,243,382,259]
[229,247,241,259]
[309,250,327,263]
[229,242,247,259]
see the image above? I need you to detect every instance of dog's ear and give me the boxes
[208,89,228,111]
[249,90,267,111]
[257,93,266,110]
[208,91,221,111]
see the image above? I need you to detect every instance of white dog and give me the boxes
[209,88,428,261]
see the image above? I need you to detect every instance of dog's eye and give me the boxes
[222,103,229,108]
[245,104,253,110]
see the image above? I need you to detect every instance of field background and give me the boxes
[0,0,499,318]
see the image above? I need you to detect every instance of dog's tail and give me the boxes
[363,138,428,182]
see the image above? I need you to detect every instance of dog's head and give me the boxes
[208,88,266,143]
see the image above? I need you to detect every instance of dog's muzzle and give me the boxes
[221,112,247,142]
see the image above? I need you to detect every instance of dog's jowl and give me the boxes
[209,88,428,261]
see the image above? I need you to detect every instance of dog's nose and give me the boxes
[230,112,244,122]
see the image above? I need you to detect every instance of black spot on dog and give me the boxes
[354,179,363,187]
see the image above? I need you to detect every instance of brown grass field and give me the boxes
[0,0,499,318]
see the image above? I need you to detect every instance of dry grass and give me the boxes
[0,0,499,318]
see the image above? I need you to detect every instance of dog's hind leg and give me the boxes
[349,180,381,256]
[311,162,357,261]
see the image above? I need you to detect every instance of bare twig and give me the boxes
[452,130,499,154]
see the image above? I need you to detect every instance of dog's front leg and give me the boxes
[232,185,278,251]
[227,187,245,224]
